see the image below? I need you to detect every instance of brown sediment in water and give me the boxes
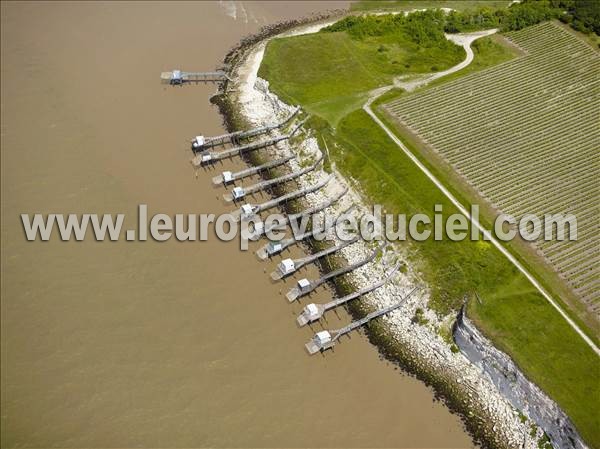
[1,2,473,448]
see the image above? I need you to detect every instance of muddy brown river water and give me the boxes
[1,2,473,447]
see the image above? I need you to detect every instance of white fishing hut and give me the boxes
[240,204,256,220]
[222,171,234,184]
[231,186,246,201]
[170,70,183,85]
[278,258,295,276]
[192,136,206,151]
[297,278,311,293]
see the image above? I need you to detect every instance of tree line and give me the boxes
[322,10,456,47]
[322,0,600,40]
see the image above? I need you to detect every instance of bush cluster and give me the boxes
[323,0,599,39]
[323,10,452,47]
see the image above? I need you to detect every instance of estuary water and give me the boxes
[1,2,473,447]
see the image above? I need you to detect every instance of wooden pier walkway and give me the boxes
[243,186,348,240]
[161,70,231,85]
[223,155,323,202]
[305,284,419,354]
[191,119,306,168]
[286,186,347,224]
[256,206,355,260]
[298,265,405,326]
[212,155,295,186]
[191,135,288,168]
[194,108,300,153]
[234,174,334,222]
[287,243,383,302]
[270,236,359,281]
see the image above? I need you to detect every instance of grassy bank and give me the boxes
[257,13,600,449]
[260,28,516,127]
[259,18,466,126]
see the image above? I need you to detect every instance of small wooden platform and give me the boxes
[161,70,230,85]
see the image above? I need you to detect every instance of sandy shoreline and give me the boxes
[217,16,587,449]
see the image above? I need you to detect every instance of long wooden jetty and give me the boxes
[305,284,418,355]
[212,154,295,186]
[270,236,359,281]
[298,265,406,327]
[192,135,288,168]
[161,70,231,85]
[223,155,323,202]
[287,244,383,302]
[234,174,334,222]
[193,108,300,152]
[256,206,356,260]
[286,186,348,224]
[191,119,306,168]
[243,186,348,240]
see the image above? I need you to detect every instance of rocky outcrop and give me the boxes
[454,306,587,449]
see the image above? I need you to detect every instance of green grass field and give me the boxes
[331,110,513,312]
[260,31,516,126]
[259,29,466,126]
[258,15,600,448]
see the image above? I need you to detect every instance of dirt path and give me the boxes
[393,29,498,91]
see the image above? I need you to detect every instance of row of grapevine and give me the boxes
[383,22,599,311]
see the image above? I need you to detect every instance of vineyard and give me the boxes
[383,22,600,315]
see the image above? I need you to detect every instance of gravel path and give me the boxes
[393,28,498,91]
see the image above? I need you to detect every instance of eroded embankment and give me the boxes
[455,308,586,449]
[210,15,588,449]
